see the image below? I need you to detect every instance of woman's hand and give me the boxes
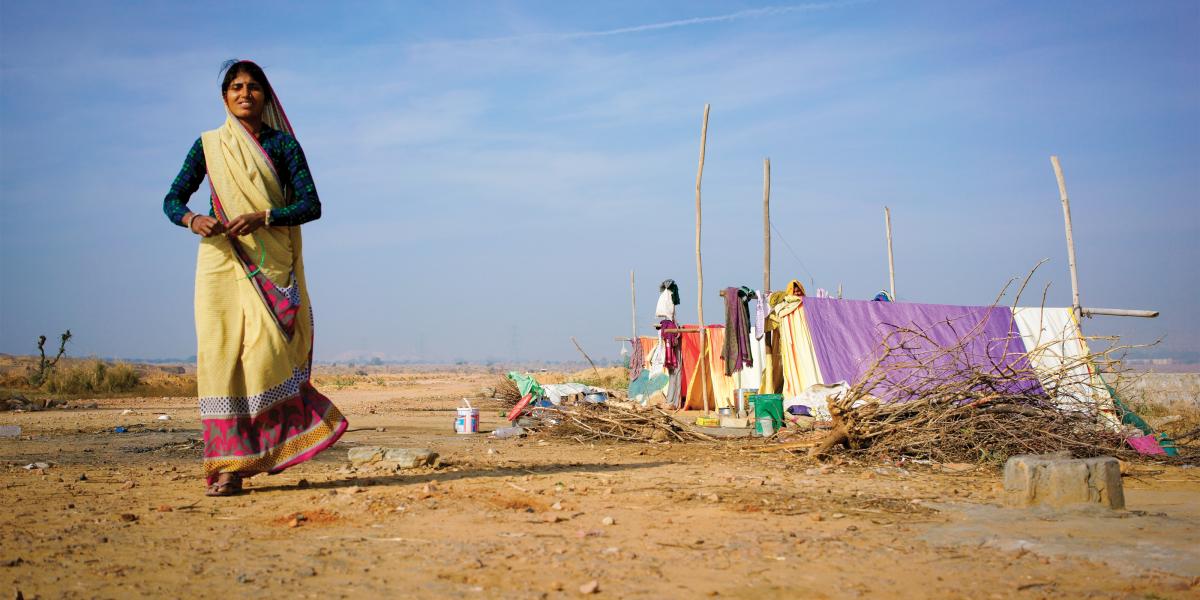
[226,211,267,236]
[190,215,226,237]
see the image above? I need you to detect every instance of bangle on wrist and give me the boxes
[263,209,271,227]
[187,215,200,234]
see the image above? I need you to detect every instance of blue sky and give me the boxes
[1,1,1197,363]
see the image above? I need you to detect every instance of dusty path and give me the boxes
[2,373,1198,599]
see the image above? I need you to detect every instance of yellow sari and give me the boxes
[195,97,346,484]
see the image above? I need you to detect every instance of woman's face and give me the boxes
[224,71,266,121]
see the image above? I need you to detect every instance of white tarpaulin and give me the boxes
[1012,307,1114,416]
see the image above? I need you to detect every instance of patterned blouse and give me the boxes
[163,126,321,227]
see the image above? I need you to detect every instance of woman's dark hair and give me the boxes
[219,59,274,103]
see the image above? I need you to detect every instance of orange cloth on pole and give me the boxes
[681,326,735,411]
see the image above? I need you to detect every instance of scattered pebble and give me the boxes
[295,566,317,577]
[118,513,138,522]
[601,516,615,526]
[809,513,824,522]
[551,502,563,511]
[544,514,563,523]
[579,580,599,594]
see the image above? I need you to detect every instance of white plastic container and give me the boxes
[756,417,775,438]
[455,402,480,434]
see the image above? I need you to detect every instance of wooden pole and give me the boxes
[763,158,771,293]
[1050,156,1081,318]
[885,206,896,299]
[695,104,710,416]
[630,270,637,343]
[1081,307,1159,318]
[570,336,600,377]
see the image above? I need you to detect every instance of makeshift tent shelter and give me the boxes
[629,271,1126,430]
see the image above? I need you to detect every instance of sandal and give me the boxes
[205,473,243,497]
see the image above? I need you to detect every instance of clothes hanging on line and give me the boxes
[659,319,682,372]
[721,286,753,376]
[629,339,645,382]
[656,279,680,320]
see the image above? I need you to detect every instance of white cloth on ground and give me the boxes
[784,382,850,420]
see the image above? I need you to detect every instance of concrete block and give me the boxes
[1003,453,1124,509]
[348,447,438,470]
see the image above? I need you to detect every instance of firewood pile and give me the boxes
[810,317,1134,464]
[530,402,716,443]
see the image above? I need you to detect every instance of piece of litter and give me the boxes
[0,425,20,438]
[23,462,50,470]
[157,414,171,421]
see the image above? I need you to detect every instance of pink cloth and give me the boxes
[1126,435,1167,455]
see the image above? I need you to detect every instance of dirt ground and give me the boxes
[2,371,1198,599]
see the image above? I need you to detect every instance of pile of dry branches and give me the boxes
[811,311,1134,464]
[493,376,522,407]
[530,403,715,443]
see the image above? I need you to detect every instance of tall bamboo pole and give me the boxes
[763,158,771,293]
[1050,156,1081,318]
[885,206,896,299]
[695,104,710,416]
[630,270,637,343]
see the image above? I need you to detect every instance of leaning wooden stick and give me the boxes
[695,104,711,415]
[570,336,600,376]
[1050,156,1081,318]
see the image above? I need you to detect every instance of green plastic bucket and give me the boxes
[750,393,784,436]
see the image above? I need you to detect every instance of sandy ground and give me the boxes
[2,372,1198,599]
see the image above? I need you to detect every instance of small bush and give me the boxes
[42,360,141,394]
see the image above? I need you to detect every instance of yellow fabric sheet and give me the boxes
[779,306,824,397]
[765,280,823,397]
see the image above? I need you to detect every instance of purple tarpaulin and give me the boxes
[801,297,1042,401]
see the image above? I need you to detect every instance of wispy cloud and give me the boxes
[427,2,866,46]
[557,2,863,39]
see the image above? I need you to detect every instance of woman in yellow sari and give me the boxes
[163,60,347,496]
